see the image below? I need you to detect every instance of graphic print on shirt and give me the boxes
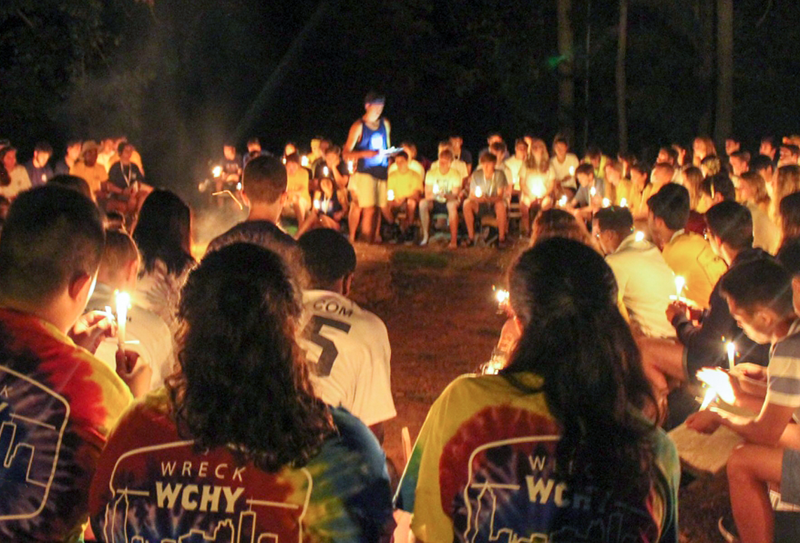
[302,315,352,377]
[0,365,70,522]
[444,407,659,543]
[100,441,312,543]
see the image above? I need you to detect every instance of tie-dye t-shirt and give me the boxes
[0,308,133,542]
[89,389,393,543]
[395,373,680,543]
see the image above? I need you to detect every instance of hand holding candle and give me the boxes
[388,189,395,202]
[474,186,483,198]
[697,367,736,407]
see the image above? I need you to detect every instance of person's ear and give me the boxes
[125,258,139,289]
[68,272,94,303]
[342,273,354,297]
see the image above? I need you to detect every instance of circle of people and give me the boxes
[4,93,800,543]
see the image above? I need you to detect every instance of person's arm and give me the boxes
[342,121,375,161]
[687,401,796,446]
[670,285,729,374]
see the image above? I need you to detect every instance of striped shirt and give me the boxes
[767,319,800,421]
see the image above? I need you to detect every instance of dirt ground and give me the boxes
[349,240,730,543]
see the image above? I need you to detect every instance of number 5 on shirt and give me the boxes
[303,316,351,377]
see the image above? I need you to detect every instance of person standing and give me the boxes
[343,92,392,244]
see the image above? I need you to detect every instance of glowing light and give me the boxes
[282,157,287,164]
[529,175,546,199]
[699,387,717,410]
[620,197,628,207]
[370,133,385,150]
[475,186,483,198]
[433,184,440,195]
[674,276,686,300]
[313,199,321,211]
[697,368,736,405]
[495,289,509,305]
[602,197,610,208]
[634,231,645,242]
[323,166,330,176]
[115,291,131,350]
[590,186,597,197]
[301,155,309,167]
[347,160,354,174]
[212,165,222,178]
[569,166,575,176]
[388,189,395,202]
[727,341,736,370]
[236,182,242,191]
[558,195,568,207]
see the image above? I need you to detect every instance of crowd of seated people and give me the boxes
[7,115,800,543]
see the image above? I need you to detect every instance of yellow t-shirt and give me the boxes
[388,169,423,200]
[70,161,108,195]
[287,168,310,195]
[662,230,727,309]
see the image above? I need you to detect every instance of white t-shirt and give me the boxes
[766,320,800,422]
[605,234,677,339]
[550,153,580,189]
[0,165,32,200]
[300,290,396,427]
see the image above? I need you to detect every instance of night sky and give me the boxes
[3,0,800,196]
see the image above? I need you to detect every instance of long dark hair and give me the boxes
[501,238,658,498]
[132,189,194,276]
[167,242,333,471]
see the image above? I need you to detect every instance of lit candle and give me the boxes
[282,157,287,164]
[620,197,628,207]
[301,155,309,167]
[313,199,321,211]
[569,166,575,176]
[495,288,509,305]
[674,275,686,300]
[475,186,483,198]
[323,166,330,176]
[388,189,395,202]
[590,186,597,197]
[347,160,354,174]
[697,367,736,407]
[212,165,222,178]
[115,291,131,351]
[634,231,645,242]
[602,197,610,208]
[433,184,440,195]
[236,182,242,191]
[727,341,736,370]
[558,195,567,207]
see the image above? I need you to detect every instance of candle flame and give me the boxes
[635,231,645,242]
[590,187,597,197]
[620,197,628,207]
[727,341,736,369]
[301,155,309,167]
[212,165,222,178]
[602,197,610,208]
[674,275,686,299]
[323,166,329,176]
[495,289,509,304]
[697,368,736,405]
[699,387,718,410]
[558,195,568,207]
[115,291,131,349]
[388,189,395,202]
[313,200,321,211]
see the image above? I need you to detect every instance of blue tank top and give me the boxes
[356,120,388,180]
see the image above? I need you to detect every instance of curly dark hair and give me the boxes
[167,242,333,472]
[502,238,658,500]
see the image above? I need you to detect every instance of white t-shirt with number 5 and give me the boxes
[300,290,396,427]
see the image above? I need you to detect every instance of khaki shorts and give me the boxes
[349,172,387,208]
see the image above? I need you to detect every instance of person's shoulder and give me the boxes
[775,322,800,357]
[208,220,296,253]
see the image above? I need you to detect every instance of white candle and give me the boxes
[602,197,610,208]
[388,189,395,202]
[620,197,628,207]
[323,166,330,176]
[727,341,736,370]
[347,160,354,174]
[475,186,483,198]
[313,199,321,211]
[301,155,309,167]
[115,291,131,351]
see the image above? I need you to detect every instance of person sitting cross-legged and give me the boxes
[463,152,509,248]
[382,151,423,243]
[686,252,800,543]
[419,149,462,248]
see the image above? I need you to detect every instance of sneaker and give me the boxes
[718,515,740,542]
[419,237,429,247]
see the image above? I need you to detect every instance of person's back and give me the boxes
[396,239,678,542]
[0,186,135,542]
[89,243,392,542]
[298,230,395,435]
